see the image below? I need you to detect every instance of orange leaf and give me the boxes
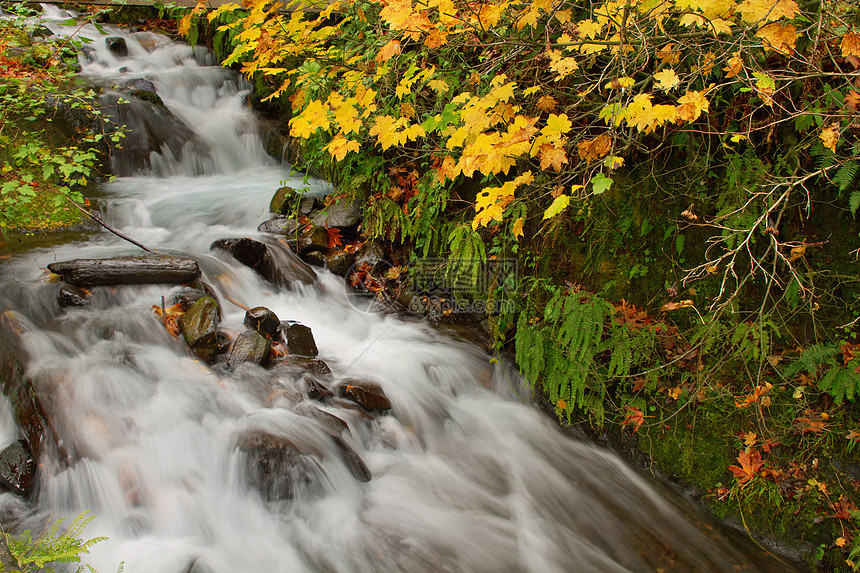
[621,406,645,433]
[376,39,402,63]
[326,227,343,248]
[846,91,860,110]
[842,33,860,59]
[576,134,612,162]
[756,22,797,55]
[728,449,763,488]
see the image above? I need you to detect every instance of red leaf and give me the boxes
[728,449,763,488]
[326,227,343,249]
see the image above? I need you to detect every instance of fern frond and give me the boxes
[783,344,840,378]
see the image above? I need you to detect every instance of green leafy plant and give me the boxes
[1,512,119,573]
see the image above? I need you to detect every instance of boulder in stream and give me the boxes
[106,36,128,57]
[335,379,391,412]
[178,296,225,363]
[324,250,356,277]
[210,237,316,288]
[57,283,91,308]
[236,430,322,501]
[270,186,317,216]
[281,322,318,357]
[244,307,280,339]
[310,196,362,230]
[228,330,271,368]
[257,216,301,236]
[0,439,36,497]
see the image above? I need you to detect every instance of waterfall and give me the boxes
[0,7,800,573]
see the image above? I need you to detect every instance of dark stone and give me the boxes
[57,284,90,308]
[228,330,271,368]
[98,90,199,176]
[335,379,391,412]
[127,78,156,92]
[274,356,332,378]
[244,307,280,338]
[281,323,318,357]
[331,435,371,482]
[289,226,329,255]
[187,331,229,364]
[0,440,36,496]
[310,196,361,229]
[179,296,220,348]
[130,89,165,108]
[304,376,332,401]
[106,36,128,57]
[257,217,300,236]
[324,250,356,277]
[302,251,326,267]
[210,237,316,288]
[302,405,348,434]
[270,186,316,216]
[171,287,210,313]
[236,430,321,501]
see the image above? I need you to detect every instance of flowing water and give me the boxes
[0,8,802,573]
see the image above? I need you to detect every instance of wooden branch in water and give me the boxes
[67,199,156,254]
[48,256,201,287]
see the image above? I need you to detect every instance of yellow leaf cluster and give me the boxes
[756,22,797,55]
[473,171,533,229]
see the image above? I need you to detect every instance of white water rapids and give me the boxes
[0,8,800,573]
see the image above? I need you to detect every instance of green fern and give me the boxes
[446,225,486,291]
[833,160,859,193]
[818,365,860,404]
[3,512,117,573]
[782,343,841,379]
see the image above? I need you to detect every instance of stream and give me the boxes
[0,7,802,573]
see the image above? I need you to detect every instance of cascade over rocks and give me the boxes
[236,430,323,501]
[105,36,128,57]
[48,255,201,287]
[210,237,316,287]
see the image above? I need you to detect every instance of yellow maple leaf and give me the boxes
[549,54,579,80]
[577,19,603,38]
[376,39,402,62]
[542,113,572,144]
[555,9,572,23]
[680,13,707,28]
[473,172,533,229]
[369,115,408,149]
[710,18,734,35]
[657,43,681,65]
[178,13,193,37]
[333,102,362,134]
[326,134,361,161]
[842,33,860,59]
[511,216,524,239]
[820,126,839,152]
[290,99,330,138]
[435,155,459,183]
[756,22,797,55]
[542,193,570,219]
[677,90,710,122]
[401,123,426,142]
[654,68,681,91]
[604,77,636,90]
[737,0,798,23]
[427,79,449,93]
[380,0,413,29]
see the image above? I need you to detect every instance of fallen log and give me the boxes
[47,255,201,287]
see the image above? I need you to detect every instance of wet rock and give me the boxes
[273,356,332,379]
[281,322,318,357]
[324,250,355,277]
[288,226,329,255]
[129,88,165,109]
[127,78,157,93]
[128,31,162,52]
[228,330,271,368]
[236,430,321,501]
[244,307,280,338]
[106,36,128,57]
[98,90,199,176]
[210,237,316,287]
[310,196,361,229]
[302,405,348,434]
[302,250,326,267]
[178,296,224,363]
[0,440,36,496]
[331,435,372,483]
[171,286,214,314]
[335,379,391,412]
[270,186,316,216]
[304,376,332,401]
[57,283,90,308]
[257,216,300,236]
[354,241,387,271]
